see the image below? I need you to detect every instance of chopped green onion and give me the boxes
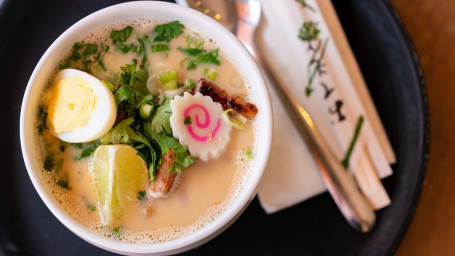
[139,103,154,119]
[222,108,247,130]
[159,70,179,90]
[185,35,204,49]
[245,148,254,160]
[185,78,195,91]
[203,68,217,81]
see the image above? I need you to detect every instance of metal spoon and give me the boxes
[180,0,376,233]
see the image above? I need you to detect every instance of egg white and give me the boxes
[51,69,117,143]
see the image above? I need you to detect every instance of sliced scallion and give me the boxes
[139,103,154,120]
[222,108,247,130]
[185,78,195,91]
[203,68,217,81]
[159,70,179,90]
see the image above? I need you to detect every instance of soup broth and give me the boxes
[36,18,257,243]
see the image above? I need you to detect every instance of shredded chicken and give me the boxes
[194,78,258,120]
[148,148,180,198]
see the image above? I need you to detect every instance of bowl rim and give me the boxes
[19,1,272,254]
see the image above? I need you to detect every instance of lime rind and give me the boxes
[88,145,148,226]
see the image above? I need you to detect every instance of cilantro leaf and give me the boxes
[43,156,54,171]
[150,98,172,134]
[114,63,149,107]
[56,179,69,189]
[74,141,99,161]
[153,21,185,43]
[110,26,133,43]
[133,68,149,102]
[178,47,205,56]
[59,42,84,69]
[186,49,221,70]
[184,116,192,125]
[83,44,98,56]
[114,42,136,54]
[144,129,195,174]
[73,147,95,161]
[137,36,148,68]
[137,190,146,200]
[72,143,83,149]
[114,83,134,106]
[151,44,170,53]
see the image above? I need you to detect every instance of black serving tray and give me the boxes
[0,0,429,255]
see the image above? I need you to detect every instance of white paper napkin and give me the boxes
[256,0,396,214]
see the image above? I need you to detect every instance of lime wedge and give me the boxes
[88,145,148,226]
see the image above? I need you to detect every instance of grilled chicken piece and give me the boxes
[195,78,258,120]
[148,149,181,198]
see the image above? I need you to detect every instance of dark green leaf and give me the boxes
[177,47,205,56]
[43,156,54,171]
[184,116,192,125]
[151,44,170,53]
[82,60,92,72]
[83,44,98,56]
[56,179,68,189]
[59,42,85,69]
[110,26,133,43]
[114,84,134,106]
[74,147,95,161]
[153,21,184,43]
[150,98,172,134]
[114,42,135,54]
[98,60,107,72]
[72,143,83,149]
[187,49,220,70]
[137,190,146,200]
[143,126,195,174]
[137,36,148,68]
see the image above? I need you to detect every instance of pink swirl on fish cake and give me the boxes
[184,104,221,142]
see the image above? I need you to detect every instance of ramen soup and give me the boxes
[36,19,258,243]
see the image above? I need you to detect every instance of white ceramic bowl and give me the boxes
[20,1,272,255]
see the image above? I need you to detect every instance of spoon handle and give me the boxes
[234,1,375,233]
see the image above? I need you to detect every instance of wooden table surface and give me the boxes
[390,0,455,255]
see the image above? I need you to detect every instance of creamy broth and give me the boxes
[36,19,257,243]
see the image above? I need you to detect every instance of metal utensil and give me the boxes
[181,0,376,232]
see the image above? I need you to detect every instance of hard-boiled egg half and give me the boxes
[45,69,116,143]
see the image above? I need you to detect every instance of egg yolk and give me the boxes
[47,76,97,134]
